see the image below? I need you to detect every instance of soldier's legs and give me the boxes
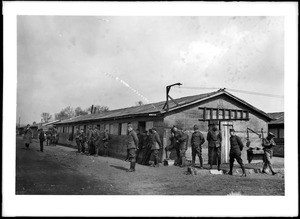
[127,149,136,172]
[76,140,80,153]
[191,148,196,166]
[229,154,235,174]
[81,141,85,153]
[40,140,44,152]
[216,147,221,170]
[263,152,275,174]
[235,154,246,176]
[153,149,159,166]
[175,148,181,166]
[180,149,187,167]
[209,147,215,168]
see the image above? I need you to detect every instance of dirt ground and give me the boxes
[16,136,285,195]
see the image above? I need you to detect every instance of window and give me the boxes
[218,109,224,120]
[145,121,153,131]
[224,110,230,119]
[279,128,284,138]
[121,123,128,135]
[231,110,236,119]
[206,109,211,120]
[243,111,247,119]
[212,109,217,119]
[118,123,122,135]
[104,124,109,132]
[236,111,242,119]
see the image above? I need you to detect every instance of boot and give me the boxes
[241,165,246,177]
[180,157,186,168]
[199,156,203,169]
[127,162,135,172]
[191,156,195,167]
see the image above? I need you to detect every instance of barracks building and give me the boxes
[55,89,273,164]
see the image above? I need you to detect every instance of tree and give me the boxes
[55,106,75,121]
[86,105,109,114]
[135,100,144,106]
[75,107,88,117]
[41,112,52,123]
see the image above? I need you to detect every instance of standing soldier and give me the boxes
[141,130,151,165]
[80,129,86,154]
[191,125,205,168]
[177,127,189,168]
[135,129,143,163]
[165,126,177,160]
[46,130,51,146]
[149,127,163,167]
[207,124,222,171]
[126,123,139,172]
[75,127,81,153]
[23,124,33,150]
[228,129,246,177]
[102,129,110,157]
[86,126,93,155]
[38,128,45,152]
[261,132,277,175]
[93,126,101,157]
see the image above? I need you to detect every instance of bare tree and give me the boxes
[41,112,52,123]
[86,105,109,114]
[135,100,144,106]
[55,106,75,120]
[75,107,88,117]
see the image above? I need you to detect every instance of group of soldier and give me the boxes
[74,126,110,157]
[125,122,278,176]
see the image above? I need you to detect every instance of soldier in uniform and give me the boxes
[135,129,143,163]
[149,127,163,167]
[165,126,177,160]
[93,126,101,157]
[126,123,139,172]
[86,126,93,155]
[228,129,246,177]
[23,124,33,150]
[207,124,222,170]
[80,129,86,154]
[75,127,81,153]
[46,130,51,146]
[38,128,45,152]
[191,124,205,168]
[177,127,189,168]
[141,130,151,165]
[262,132,277,175]
[102,129,110,157]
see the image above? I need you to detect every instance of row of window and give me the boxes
[57,121,154,136]
[198,107,249,121]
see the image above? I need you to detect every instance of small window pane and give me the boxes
[231,111,236,119]
[224,110,229,119]
[199,109,204,120]
[243,111,247,119]
[218,110,224,119]
[279,128,284,138]
[237,111,242,119]
[206,109,211,120]
[212,110,217,119]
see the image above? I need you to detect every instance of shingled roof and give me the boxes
[57,89,272,125]
[268,112,284,124]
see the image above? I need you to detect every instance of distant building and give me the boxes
[268,112,284,157]
[55,89,272,163]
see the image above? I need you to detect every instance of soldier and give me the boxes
[141,130,151,165]
[172,126,183,166]
[149,127,163,167]
[75,127,81,153]
[262,132,277,175]
[38,128,45,152]
[165,126,176,160]
[46,130,51,146]
[93,126,101,157]
[177,127,189,168]
[86,126,93,155]
[102,129,110,157]
[52,128,58,146]
[228,129,246,177]
[80,129,86,154]
[135,129,143,163]
[126,123,139,172]
[191,124,205,168]
[23,124,33,150]
[207,124,222,171]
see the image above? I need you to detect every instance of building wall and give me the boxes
[163,96,269,163]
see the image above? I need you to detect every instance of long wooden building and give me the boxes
[55,89,273,163]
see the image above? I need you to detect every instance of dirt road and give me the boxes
[16,136,284,195]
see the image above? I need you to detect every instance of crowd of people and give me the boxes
[21,122,278,176]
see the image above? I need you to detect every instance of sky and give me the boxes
[17,16,284,124]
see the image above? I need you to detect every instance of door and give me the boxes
[220,121,233,163]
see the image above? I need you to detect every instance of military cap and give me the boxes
[193,124,198,130]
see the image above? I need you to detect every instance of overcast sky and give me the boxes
[17,16,284,124]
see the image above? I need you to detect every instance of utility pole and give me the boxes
[162,83,182,112]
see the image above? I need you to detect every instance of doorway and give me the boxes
[220,121,233,163]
